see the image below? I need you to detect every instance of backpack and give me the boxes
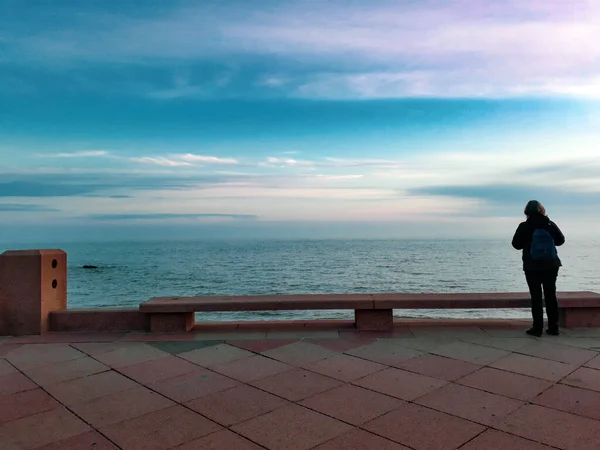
[530,228,557,261]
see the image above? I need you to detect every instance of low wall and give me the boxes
[49,309,148,332]
[1,248,599,335]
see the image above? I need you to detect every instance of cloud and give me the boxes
[88,213,257,221]
[42,151,109,158]
[259,157,315,168]
[0,204,59,212]
[408,184,600,209]
[179,154,238,165]
[128,156,192,167]
[128,153,238,166]
[257,156,404,169]
[145,75,206,100]
[315,175,364,180]
[0,181,101,197]
[0,173,223,197]
[4,1,600,99]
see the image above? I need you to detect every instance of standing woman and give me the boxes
[512,200,565,337]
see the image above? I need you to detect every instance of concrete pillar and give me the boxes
[0,249,67,336]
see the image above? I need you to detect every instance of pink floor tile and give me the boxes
[8,332,124,344]
[72,341,136,356]
[346,341,423,367]
[0,407,91,450]
[459,429,554,450]
[120,332,195,342]
[69,386,175,428]
[303,354,386,382]
[353,367,447,401]
[5,344,86,370]
[100,405,221,450]
[499,404,600,450]
[186,384,289,426]
[398,354,480,381]
[461,336,534,352]
[34,431,119,450]
[585,354,600,370]
[562,367,600,392]
[211,354,292,382]
[250,368,342,401]
[307,337,374,352]
[11,331,126,344]
[408,326,488,340]
[364,402,485,450]
[226,339,298,353]
[0,358,17,376]
[261,341,338,365]
[516,341,598,365]
[0,372,37,396]
[93,343,170,368]
[415,383,524,426]
[457,367,553,401]
[336,331,379,345]
[480,326,533,338]
[118,355,201,384]
[149,368,240,403]
[300,384,402,425]
[0,388,60,424]
[0,344,23,358]
[431,341,510,365]
[178,343,253,367]
[264,330,339,340]
[175,429,264,450]
[23,356,109,386]
[231,404,352,450]
[534,384,600,421]
[491,353,579,382]
[314,429,410,450]
[45,370,140,407]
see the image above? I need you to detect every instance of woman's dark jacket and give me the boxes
[511,214,565,272]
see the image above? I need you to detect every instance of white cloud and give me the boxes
[42,151,109,158]
[179,153,238,165]
[8,1,600,99]
[126,153,238,167]
[129,157,192,167]
[259,157,316,168]
[314,174,364,180]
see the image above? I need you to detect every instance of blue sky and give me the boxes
[1,0,600,242]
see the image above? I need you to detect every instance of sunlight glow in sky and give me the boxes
[1,0,600,241]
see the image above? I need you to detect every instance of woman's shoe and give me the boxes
[546,328,559,336]
[526,328,543,337]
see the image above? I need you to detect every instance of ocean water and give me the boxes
[3,239,599,322]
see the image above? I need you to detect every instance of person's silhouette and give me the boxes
[512,200,565,337]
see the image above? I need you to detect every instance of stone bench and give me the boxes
[139,291,600,332]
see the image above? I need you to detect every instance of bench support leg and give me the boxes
[355,309,393,331]
[559,308,600,328]
[150,312,195,332]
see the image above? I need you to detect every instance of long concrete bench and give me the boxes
[139,291,600,332]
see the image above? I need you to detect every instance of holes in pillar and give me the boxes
[51,259,57,268]
[52,279,58,289]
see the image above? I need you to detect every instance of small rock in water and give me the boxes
[83,265,98,269]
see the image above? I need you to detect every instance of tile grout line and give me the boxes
[5,339,598,450]
[86,346,272,449]
[9,352,125,450]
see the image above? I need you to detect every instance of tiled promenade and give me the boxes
[1,321,600,450]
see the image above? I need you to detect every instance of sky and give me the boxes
[1,0,600,242]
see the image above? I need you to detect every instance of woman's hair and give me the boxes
[524,200,546,217]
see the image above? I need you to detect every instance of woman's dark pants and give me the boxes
[525,269,559,331]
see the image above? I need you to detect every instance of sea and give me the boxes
[3,239,599,322]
